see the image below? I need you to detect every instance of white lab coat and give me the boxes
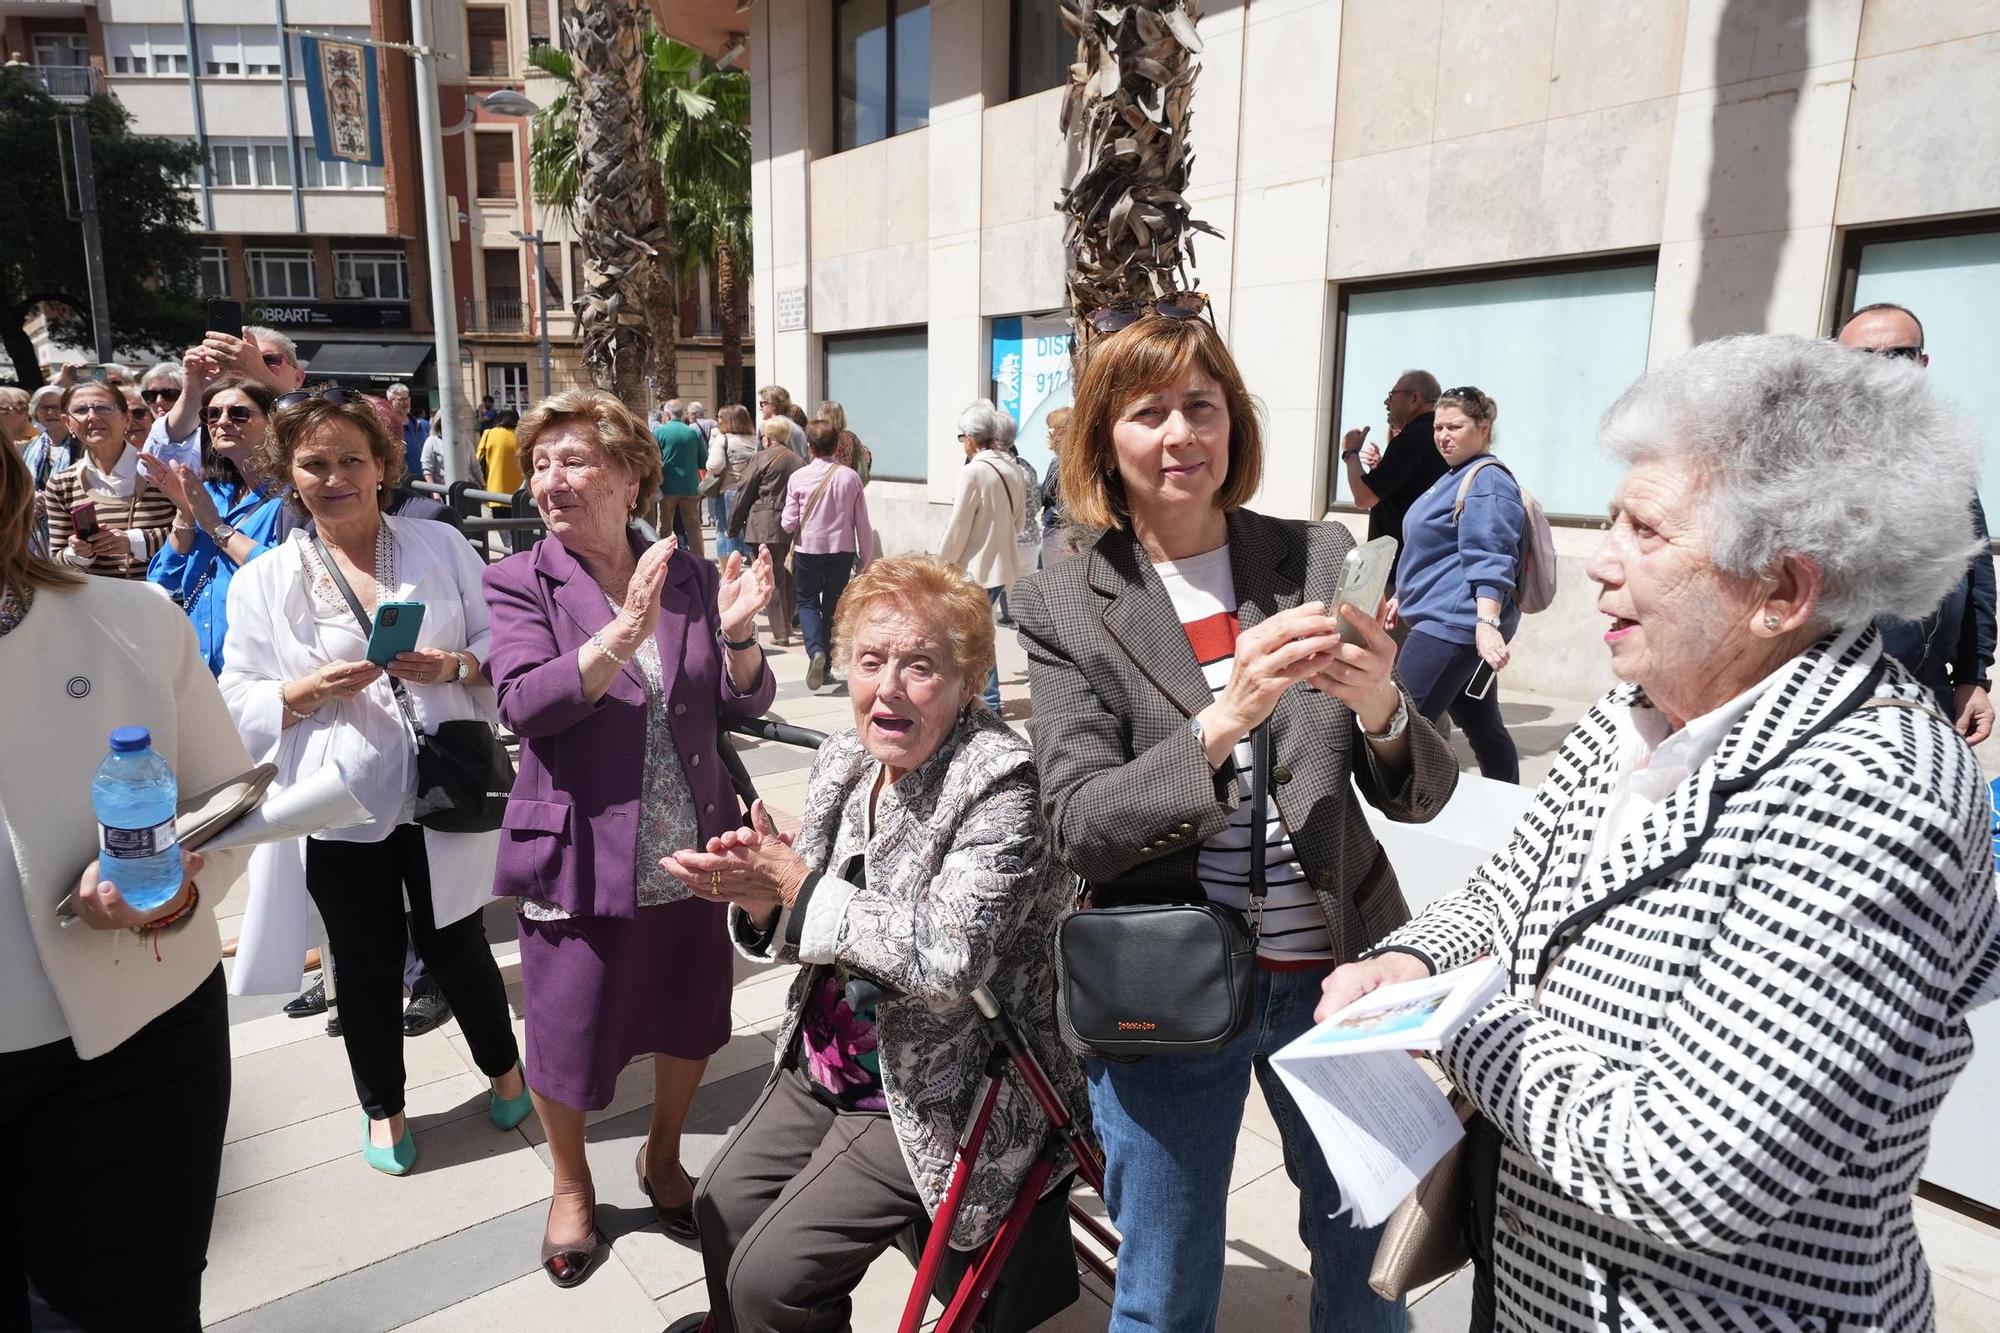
[218,516,500,995]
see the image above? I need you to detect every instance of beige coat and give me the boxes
[0,576,252,1058]
[937,450,1024,590]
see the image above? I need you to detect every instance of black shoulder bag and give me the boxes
[313,535,515,833]
[1055,725,1270,1057]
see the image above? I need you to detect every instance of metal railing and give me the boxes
[463,297,526,332]
[16,64,102,102]
[408,479,545,557]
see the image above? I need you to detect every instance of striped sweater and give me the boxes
[43,455,177,580]
[1378,624,2000,1332]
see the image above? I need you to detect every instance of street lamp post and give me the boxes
[408,0,467,484]
[514,229,553,399]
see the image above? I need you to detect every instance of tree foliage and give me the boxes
[0,75,205,387]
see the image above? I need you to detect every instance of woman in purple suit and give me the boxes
[483,389,776,1288]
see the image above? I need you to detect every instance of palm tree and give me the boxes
[527,31,752,406]
[1058,0,1219,353]
[565,0,658,408]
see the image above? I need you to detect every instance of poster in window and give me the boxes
[989,313,1072,477]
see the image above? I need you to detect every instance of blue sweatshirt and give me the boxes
[1395,455,1525,645]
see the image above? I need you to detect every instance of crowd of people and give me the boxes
[4,296,1998,1333]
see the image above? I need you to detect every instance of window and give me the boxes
[1010,0,1068,100]
[1333,259,1657,516]
[483,249,524,329]
[247,249,316,299]
[466,8,511,79]
[32,33,90,67]
[207,138,293,188]
[199,248,230,297]
[474,130,516,200]
[1847,227,2000,503]
[334,250,408,300]
[200,26,284,77]
[834,0,928,153]
[300,146,384,189]
[486,362,529,411]
[824,329,928,480]
[569,243,584,306]
[108,25,191,76]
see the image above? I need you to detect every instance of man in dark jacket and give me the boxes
[1840,302,1995,743]
[1338,369,1446,589]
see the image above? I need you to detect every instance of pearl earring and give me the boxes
[1763,613,1780,630]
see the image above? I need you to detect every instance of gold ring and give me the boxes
[709,871,722,896]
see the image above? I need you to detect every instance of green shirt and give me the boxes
[653,421,705,497]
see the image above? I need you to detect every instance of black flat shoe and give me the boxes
[285,975,327,1018]
[402,987,452,1037]
[541,1191,602,1289]
[637,1146,700,1241]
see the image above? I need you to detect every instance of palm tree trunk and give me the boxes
[717,235,742,407]
[568,0,657,410]
[1059,0,1219,355]
[642,170,681,405]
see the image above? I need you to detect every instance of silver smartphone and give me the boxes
[1334,536,1398,646]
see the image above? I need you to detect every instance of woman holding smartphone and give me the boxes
[42,381,176,579]
[219,390,527,1175]
[1011,308,1458,1333]
[1389,385,1525,782]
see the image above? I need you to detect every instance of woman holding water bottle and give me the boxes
[0,438,255,1332]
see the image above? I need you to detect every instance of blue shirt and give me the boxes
[1394,455,1525,646]
[147,481,286,674]
[401,417,429,481]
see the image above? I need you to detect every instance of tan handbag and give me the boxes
[1368,1062,1476,1299]
[783,464,840,575]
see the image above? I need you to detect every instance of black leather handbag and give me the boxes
[314,535,515,834]
[1055,726,1270,1058]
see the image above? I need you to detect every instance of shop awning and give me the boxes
[297,341,437,383]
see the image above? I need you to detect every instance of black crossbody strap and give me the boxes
[311,533,424,747]
[1249,723,1270,905]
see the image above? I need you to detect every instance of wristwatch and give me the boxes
[1360,696,1409,744]
[1342,450,1362,461]
[206,520,239,544]
[1475,613,1503,630]
[451,651,472,682]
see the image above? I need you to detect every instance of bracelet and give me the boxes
[134,882,200,959]
[280,683,313,723]
[1342,450,1362,461]
[590,629,633,666]
[723,630,759,652]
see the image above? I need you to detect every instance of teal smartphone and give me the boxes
[365,600,426,667]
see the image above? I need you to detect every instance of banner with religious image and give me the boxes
[301,35,383,168]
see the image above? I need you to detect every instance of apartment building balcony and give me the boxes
[13,62,103,103]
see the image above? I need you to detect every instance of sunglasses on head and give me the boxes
[1863,345,1923,361]
[141,387,181,404]
[273,387,366,411]
[1082,291,1210,334]
[1441,385,1487,403]
[205,404,257,424]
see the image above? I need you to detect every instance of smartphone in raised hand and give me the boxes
[1334,536,1398,646]
[206,298,245,335]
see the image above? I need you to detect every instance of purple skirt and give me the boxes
[516,896,735,1111]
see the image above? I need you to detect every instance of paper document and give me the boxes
[198,763,369,852]
[1269,959,1504,1227]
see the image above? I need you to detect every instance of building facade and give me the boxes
[671,0,2000,703]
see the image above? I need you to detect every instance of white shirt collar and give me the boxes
[79,444,139,493]
[1615,651,1801,787]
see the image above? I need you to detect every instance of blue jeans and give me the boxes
[793,550,854,663]
[711,491,744,560]
[983,586,1003,712]
[1087,967,1406,1333]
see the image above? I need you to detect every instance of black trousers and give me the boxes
[2,967,230,1333]
[1398,627,1520,784]
[306,825,519,1118]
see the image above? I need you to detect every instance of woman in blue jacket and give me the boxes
[144,375,286,673]
[1390,384,1524,782]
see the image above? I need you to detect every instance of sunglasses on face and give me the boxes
[273,387,366,411]
[205,404,258,425]
[141,387,181,405]
[261,353,290,370]
[0,403,23,414]
[1863,345,1923,361]
[1082,291,1211,334]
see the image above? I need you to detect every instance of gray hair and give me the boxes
[243,325,303,368]
[1598,334,1980,629]
[1397,369,1440,403]
[140,361,183,389]
[30,385,62,412]
[686,400,705,419]
[957,399,1002,447]
[661,398,685,421]
[992,410,1018,453]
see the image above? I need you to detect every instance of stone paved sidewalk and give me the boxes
[202,554,2000,1331]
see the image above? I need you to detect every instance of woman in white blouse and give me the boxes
[220,390,528,1176]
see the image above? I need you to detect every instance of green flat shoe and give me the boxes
[362,1113,417,1175]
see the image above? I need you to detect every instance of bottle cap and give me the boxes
[109,726,152,753]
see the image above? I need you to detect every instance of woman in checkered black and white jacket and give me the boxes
[1324,335,2000,1333]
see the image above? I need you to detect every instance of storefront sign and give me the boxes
[990,312,1073,477]
[776,286,807,332]
[247,302,412,331]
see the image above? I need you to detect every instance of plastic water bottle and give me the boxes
[92,726,182,912]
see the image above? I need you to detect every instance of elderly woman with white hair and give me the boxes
[937,399,1025,711]
[1321,334,2000,1333]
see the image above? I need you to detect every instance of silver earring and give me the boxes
[1763,613,1780,630]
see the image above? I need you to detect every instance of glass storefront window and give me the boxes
[1335,260,1657,516]
[824,329,929,481]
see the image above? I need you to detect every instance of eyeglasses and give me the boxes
[205,404,257,425]
[273,387,366,411]
[68,402,124,418]
[261,353,290,370]
[141,387,181,405]
[1862,345,1924,361]
[1082,291,1210,334]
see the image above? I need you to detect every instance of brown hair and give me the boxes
[260,394,406,514]
[1436,385,1499,431]
[61,381,131,419]
[813,400,847,433]
[717,403,754,435]
[832,554,997,689]
[1060,316,1263,531]
[806,421,839,457]
[515,388,661,518]
[0,434,82,601]
[757,384,792,413]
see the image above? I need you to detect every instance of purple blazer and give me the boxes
[483,533,777,919]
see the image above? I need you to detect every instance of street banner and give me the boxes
[301,35,383,168]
